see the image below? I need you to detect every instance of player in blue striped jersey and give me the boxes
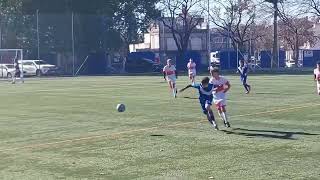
[180,77,218,130]
[237,60,251,94]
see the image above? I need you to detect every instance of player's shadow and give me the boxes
[255,92,298,95]
[150,134,165,137]
[183,97,198,100]
[221,128,319,140]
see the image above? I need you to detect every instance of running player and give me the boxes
[187,58,196,84]
[180,77,219,130]
[210,67,231,128]
[163,59,178,98]
[237,60,251,94]
[314,61,320,95]
[12,59,21,84]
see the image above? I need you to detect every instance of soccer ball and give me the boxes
[116,104,126,112]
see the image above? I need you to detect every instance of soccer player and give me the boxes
[163,59,178,98]
[187,58,196,84]
[179,77,219,130]
[210,67,231,128]
[314,61,320,95]
[12,59,21,84]
[237,59,251,94]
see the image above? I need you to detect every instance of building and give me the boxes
[129,18,209,66]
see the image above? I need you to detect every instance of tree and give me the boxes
[159,0,204,62]
[209,0,258,53]
[299,0,320,16]
[277,1,316,67]
[112,0,160,52]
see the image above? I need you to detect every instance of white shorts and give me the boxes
[189,70,196,77]
[213,93,227,107]
[167,77,176,83]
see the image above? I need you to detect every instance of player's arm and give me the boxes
[223,81,231,93]
[179,85,193,92]
[163,71,166,80]
[175,70,178,79]
[314,74,317,81]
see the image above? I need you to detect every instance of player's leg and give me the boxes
[12,71,20,84]
[244,76,251,93]
[192,73,196,84]
[221,106,231,128]
[215,96,230,128]
[171,81,177,98]
[167,80,174,96]
[206,102,218,130]
[242,76,250,93]
[317,81,320,95]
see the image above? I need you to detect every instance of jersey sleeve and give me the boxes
[163,66,167,72]
[191,83,201,89]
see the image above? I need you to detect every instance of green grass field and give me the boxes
[0,75,319,180]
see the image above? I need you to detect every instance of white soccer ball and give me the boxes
[116,104,126,112]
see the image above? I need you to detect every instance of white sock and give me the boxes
[218,112,223,121]
[222,112,229,123]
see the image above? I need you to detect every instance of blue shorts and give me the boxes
[199,96,213,114]
[240,75,247,84]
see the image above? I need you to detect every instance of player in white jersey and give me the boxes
[314,61,320,95]
[187,58,196,84]
[163,59,178,98]
[210,67,231,128]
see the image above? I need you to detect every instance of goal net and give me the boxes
[0,49,24,82]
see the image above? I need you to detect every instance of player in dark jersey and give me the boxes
[180,77,218,130]
[237,60,251,94]
[12,59,21,84]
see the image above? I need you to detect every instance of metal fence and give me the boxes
[0,12,124,75]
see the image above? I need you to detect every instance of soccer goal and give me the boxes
[0,49,24,82]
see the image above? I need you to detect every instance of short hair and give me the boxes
[210,67,220,74]
[201,77,210,85]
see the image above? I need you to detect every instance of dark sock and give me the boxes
[206,113,213,125]
[244,84,249,91]
[209,111,215,122]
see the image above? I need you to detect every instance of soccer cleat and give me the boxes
[224,122,231,128]
[211,122,219,130]
[247,85,251,93]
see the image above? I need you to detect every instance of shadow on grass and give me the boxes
[150,134,165,137]
[255,92,299,95]
[182,97,198,100]
[221,128,319,140]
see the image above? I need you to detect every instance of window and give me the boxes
[34,61,48,65]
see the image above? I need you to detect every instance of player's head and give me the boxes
[201,77,210,88]
[317,61,320,69]
[239,59,244,66]
[189,58,193,63]
[210,67,220,78]
[167,59,173,66]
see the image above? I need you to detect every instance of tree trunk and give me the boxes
[272,1,279,69]
[294,34,299,68]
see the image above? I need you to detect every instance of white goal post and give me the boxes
[0,49,24,82]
